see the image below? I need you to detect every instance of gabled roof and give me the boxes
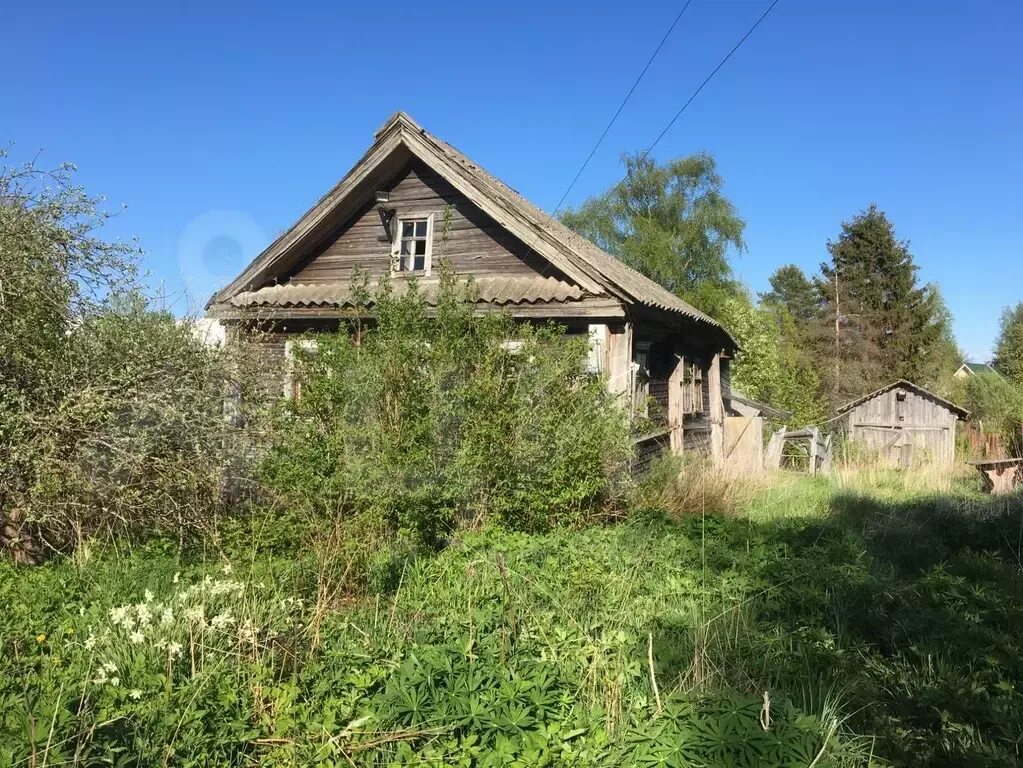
[836,379,970,420]
[957,362,1000,376]
[207,112,731,344]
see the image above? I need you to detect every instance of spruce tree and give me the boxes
[815,205,956,405]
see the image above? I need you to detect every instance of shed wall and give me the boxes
[845,387,958,466]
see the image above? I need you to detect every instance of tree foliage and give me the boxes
[560,152,745,299]
[993,302,1023,384]
[716,292,826,425]
[761,264,818,322]
[959,372,1023,454]
[813,205,959,405]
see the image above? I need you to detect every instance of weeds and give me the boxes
[4,469,1023,765]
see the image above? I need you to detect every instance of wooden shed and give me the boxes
[836,380,969,467]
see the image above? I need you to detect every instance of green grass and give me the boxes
[3,471,1023,766]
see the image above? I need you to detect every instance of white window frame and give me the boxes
[391,212,435,276]
[586,324,607,375]
[284,339,319,400]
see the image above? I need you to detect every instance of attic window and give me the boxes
[393,214,434,275]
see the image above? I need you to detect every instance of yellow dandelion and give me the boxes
[36,634,46,644]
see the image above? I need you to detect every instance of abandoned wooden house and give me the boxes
[206,112,737,466]
[836,380,969,467]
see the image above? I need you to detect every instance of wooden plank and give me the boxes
[606,322,633,402]
[708,352,724,468]
[289,160,564,285]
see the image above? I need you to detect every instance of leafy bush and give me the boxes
[961,372,1023,454]
[0,154,265,562]
[261,270,631,548]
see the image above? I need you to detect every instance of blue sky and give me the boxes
[5,0,1020,359]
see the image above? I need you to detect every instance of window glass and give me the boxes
[396,216,431,273]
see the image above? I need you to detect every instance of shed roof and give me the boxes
[206,112,732,345]
[836,379,970,420]
[728,389,793,422]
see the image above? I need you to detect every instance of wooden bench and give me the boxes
[966,458,1023,494]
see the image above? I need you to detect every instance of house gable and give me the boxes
[207,112,733,349]
[287,159,561,285]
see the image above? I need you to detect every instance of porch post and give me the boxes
[668,337,685,454]
[708,351,724,468]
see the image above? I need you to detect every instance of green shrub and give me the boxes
[0,154,267,562]
[261,270,632,547]
[962,372,1023,454]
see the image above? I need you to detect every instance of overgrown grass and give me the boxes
[3,468,1022,766]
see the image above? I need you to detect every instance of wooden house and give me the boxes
[207,112,737,465]
[836,380,969,467]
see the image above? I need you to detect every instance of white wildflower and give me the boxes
[209,580,243,597]
[109,606,132,628]
[239,620,258,643]
[129,689,142,700]
[172,572,180,584]
[109,677,120,687]
[221,563,233,575]
[102,661,117,674]
[184,606,205,623]
[210,613,235,630]
[135,603,152,626]
[84,634,96,650]
[167,642,183,659]
[129,630,144,645]
[160,607,174,626]
[144,589,154,603]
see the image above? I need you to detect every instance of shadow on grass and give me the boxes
[645,488,1023,766]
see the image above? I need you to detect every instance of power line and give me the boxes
[548,0,695,217]
[642,0,782,159]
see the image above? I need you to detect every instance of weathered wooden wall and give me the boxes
[288,160,558,283]
[632,432,670,475]
[723,416,764,474]
[845,386,958,466]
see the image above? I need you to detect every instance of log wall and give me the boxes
[288,160,559,283]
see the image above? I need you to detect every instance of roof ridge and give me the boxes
[836,379,970,419]
[210,111,732,344]
[419,125,724,329]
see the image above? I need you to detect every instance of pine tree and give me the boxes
[761,264,819,321]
